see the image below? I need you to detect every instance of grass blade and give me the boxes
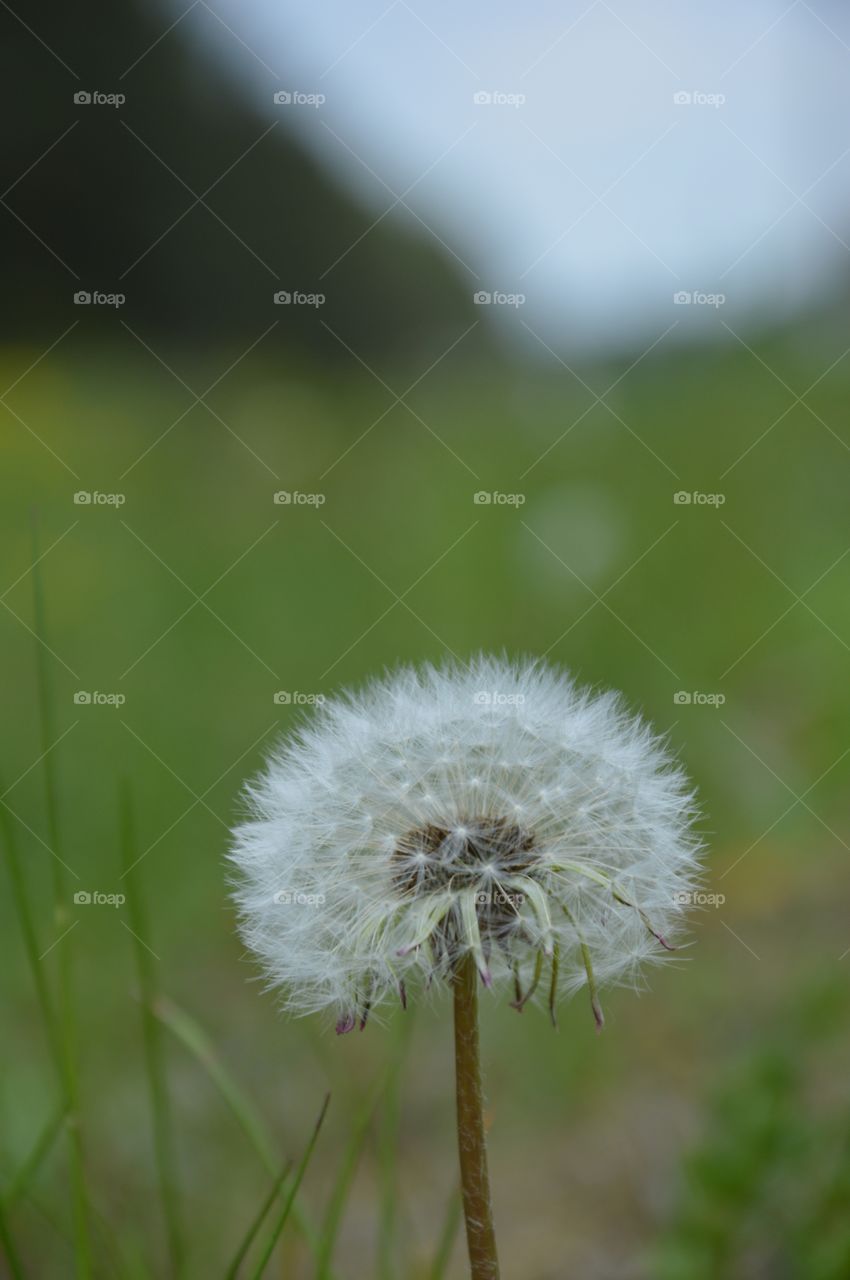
[249,1094,330,1280]
[0,1196,25,1280]
[377,1073,401,1280]
[315,1087,380,1280]
[224,1158,292,1280]
[0,793,59,1061]
[120,782,184,1276]
[317,1022,413,1280]
[151,995,328,1270]
[377,1012,415,1280]
[30,517,92,1277]
[152,996,276,1171]
[2,1103,68,1209]
[428,1189,462,1280]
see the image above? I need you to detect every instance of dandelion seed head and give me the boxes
[229,655,703,1030]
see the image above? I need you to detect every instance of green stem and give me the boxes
[452,953,500,1280]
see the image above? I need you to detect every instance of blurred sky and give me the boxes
[183,0,850,353]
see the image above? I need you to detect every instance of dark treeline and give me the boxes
[0,0,481,361]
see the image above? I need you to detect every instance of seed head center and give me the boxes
[391,816,538,898]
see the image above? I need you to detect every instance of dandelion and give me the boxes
[230,655,702,1279]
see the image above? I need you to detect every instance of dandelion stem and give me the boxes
[452,953,500,1280]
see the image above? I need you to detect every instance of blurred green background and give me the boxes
[3,2,850,1277]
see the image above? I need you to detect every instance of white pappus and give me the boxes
[229,655,703,1033]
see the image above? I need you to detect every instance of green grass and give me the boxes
[26,535,91,1276]
[249,1095,330,1280]
[120,781,184,1274]
[2,325,850,1275]
[224,1155,292,1280]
